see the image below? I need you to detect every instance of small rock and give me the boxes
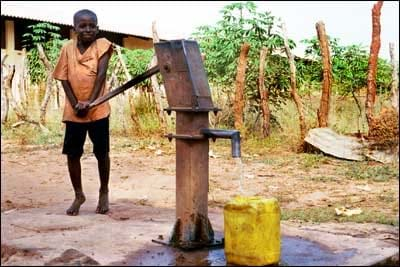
[44,248,100,266]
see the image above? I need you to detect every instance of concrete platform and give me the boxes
[1,203,399,266]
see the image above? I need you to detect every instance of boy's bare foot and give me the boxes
[66,193,86,216]
[96,191,109,214]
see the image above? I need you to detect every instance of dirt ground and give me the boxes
[1,137,399,265]
[2,138,398,218]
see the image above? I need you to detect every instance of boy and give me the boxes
[53,9,113,215]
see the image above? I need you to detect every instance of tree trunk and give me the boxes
[281,23,307,144]
[366,1,383,127]
[389,42,399,116]
[3,64,14,123]
[4,65,20,116]
[108,59,128,133]
[37,43,54,125]
[19,48,29,111]
[234,42,250,130]
[1,54,9,123]
[53,80,60,109]
[114,44,140,127]
[258,47,271,137]
[3,63,44,130]
[316,21,332,128]
[148,20,167,131]
[54,80,62,109]
[112,54,127,133]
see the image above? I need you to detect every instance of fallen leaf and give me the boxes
[3,209,16,214]
[257,173,275,177]
[355,185,372,192]
[335,207,363,216]
[147,145,156,151]
[209,150,219,158]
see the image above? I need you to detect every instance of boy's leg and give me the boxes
[95,152,110,214]
[88,117,110,214]
[63,121,88,215]
[66,155,86,215]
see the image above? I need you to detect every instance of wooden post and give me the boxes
[114,44,140,128]
[389,42,399,116]
[258,47,271,137]
[281,22,307,144]
[1,55,9,123]
[37,43,54,125]
[20,49,29,112]
[366,1,383,127]
[148,20,167,131]
[234,42,250,130]
[316,21,332,128]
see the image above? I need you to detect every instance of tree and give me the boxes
[23,22,66,85]
[389,43,399,116]
[258,47,271,137]
[192,1,294,130]
[315,21,332,128]
[23,22,67,125]
[234,42,250,129]
[301,36,391,97]
[366,1,383,127]
[281,22,307,145]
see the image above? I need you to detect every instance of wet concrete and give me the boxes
[280,236,356,266]
[2,204,398,266]
[110,236,357,266]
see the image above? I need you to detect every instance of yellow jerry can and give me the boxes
[224,196,280,266]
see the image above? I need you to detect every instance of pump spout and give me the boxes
[200,128,241,158]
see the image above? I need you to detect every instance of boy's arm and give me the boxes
[61,80,90,117]
[88,48,112,103]
[60,80,78,109]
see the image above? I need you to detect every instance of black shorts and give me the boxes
[62,117,110,157]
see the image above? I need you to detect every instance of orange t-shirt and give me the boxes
[53,37,113,123]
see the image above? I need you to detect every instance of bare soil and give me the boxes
[1,137,398,219]
[1,137,399,265]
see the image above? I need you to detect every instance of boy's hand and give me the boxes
[74,101,91,118]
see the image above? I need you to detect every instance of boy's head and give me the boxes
[73,9,99,44]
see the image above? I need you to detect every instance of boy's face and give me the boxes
[74,14,98,44]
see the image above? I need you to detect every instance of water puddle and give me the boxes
[280,236,356,266]
[110,236,357,266]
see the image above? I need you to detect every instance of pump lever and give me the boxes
[89,65,160,109]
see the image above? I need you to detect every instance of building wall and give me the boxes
[123,36,153,50]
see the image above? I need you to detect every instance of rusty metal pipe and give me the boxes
[200,128,241,158]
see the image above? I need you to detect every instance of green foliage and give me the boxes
[282,207,399,226]
[108,47,154,88]
[22,22,67,85]
[191,1,295,125]
[300,36,392,95]
[22,22,62,49]
[343,162,399,182]
[299,153,329,170]
[1,117,63,146]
